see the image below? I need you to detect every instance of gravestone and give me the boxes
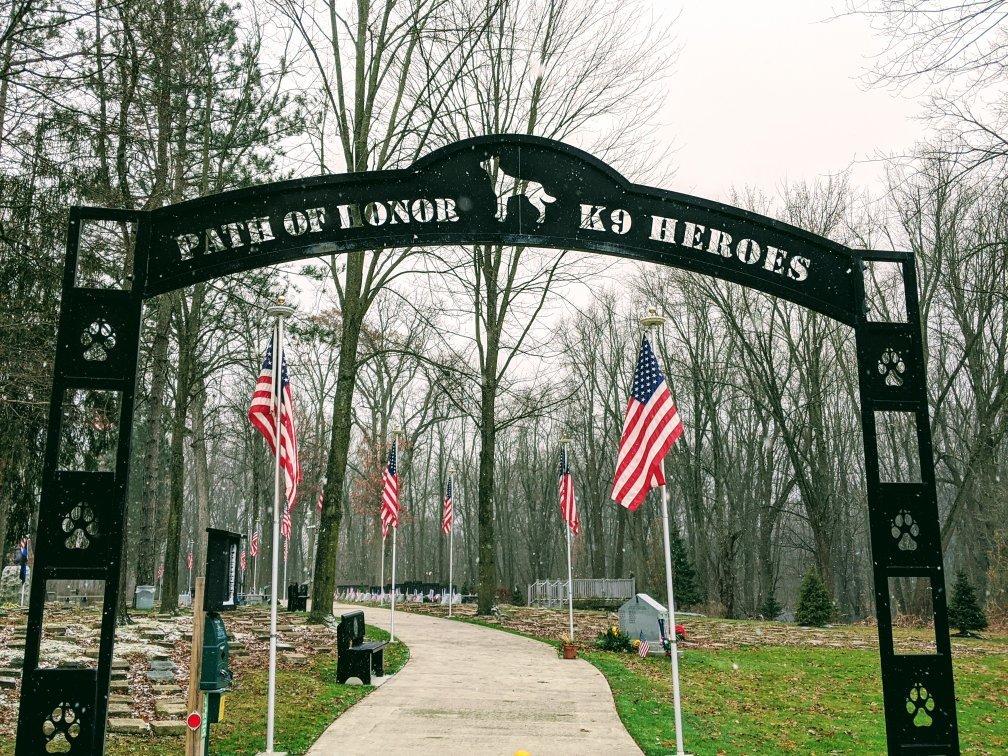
[0,565,26,604]
[618,593,667,644]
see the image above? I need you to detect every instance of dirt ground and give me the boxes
[378,600,1008,656]
[0,603,340,739]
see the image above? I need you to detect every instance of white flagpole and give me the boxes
[380,535,386,604]
[448,474,454,618]
[282,541,288,600]
[562,440,574,641]
[643,310,685,756]
[252,544,258,596]
[389,431,399,642]
[265,298,293,754]
[390,529,398,639]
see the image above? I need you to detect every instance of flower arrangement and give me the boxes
[596,623,632,652]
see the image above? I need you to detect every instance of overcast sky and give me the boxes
[653,0,925,199]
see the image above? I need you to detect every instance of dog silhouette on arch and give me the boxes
[479,156,556,224]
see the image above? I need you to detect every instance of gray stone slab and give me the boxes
[151,720,187,736]
[107,718,151,735]
[107,702,131,716]
[154,700,186,718]
[145,669,175,682]
[148,659,177,671]
[0,677,17,689]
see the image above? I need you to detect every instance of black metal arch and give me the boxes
[17,135,959,754]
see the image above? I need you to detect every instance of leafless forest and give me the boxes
[1,0,1007,624]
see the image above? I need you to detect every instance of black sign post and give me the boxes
[17,135,958,754]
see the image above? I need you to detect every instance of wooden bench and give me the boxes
[336,610,386,685]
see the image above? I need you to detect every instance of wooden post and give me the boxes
[185,577,206,756]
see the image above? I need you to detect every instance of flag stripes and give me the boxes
[558,449,581,535]
[248,324,302,511]
[442,477,453,534]
[611,335,684,510]
[381,444,400,532]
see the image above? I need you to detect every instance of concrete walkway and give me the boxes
[307,603,641,755]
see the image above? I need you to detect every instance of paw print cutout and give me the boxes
[890,509,919,551]
[878,348,906,387]
[42,702,82,752]
[905,682,935,728]
[80,319,117,362]
[62,503,98,550]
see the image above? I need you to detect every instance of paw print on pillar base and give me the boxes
[58,290,136,380]
[42,702,84,752]
[80,320,117,363]
[856,324,919,399]
[890,509,919,552]
[873,484,940,570]
[878,347,906,387]
[905,682,935,728]
[37,472,119,570]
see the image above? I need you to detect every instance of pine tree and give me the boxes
[670,528,704,608]
[947,570,988,637]
[795,570,833,627]
[759,590,783,620]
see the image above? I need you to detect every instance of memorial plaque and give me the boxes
[618,593,667,644]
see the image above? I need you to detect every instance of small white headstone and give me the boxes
[618,593,667,644]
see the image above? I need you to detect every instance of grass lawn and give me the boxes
[101,625,408,756]
[586,644,1007,755]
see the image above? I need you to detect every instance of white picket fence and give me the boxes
[526,578,636,607]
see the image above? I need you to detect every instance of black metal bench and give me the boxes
[336,610,386,685]
[286,582,308,612]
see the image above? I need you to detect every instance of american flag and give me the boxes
[240,548,247,571]
[611,335,684,511]
[441,477,453,535]
[156,564,164,581]
[558,447,581,535]
[186,551,193,571]
[250,531,260,557]
[380,444,400,533]
[281,505,292,542]
[317,489,324,513]
[638,631,650,658]
[248,325,302,511]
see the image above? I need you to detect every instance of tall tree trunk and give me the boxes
[160,298,189,612]
[477,377,498,614]
[190,382,211,576]
[309,297,364,622]
[136,296,172,590]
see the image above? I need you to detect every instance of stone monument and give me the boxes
[618,593,666,644]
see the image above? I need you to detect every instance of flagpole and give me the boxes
[380,535,386,604]
[389,430,400,642]
[265,298,293,755]
[642,308,685,756]
[561,439,574,642]
[448,473,454,618]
